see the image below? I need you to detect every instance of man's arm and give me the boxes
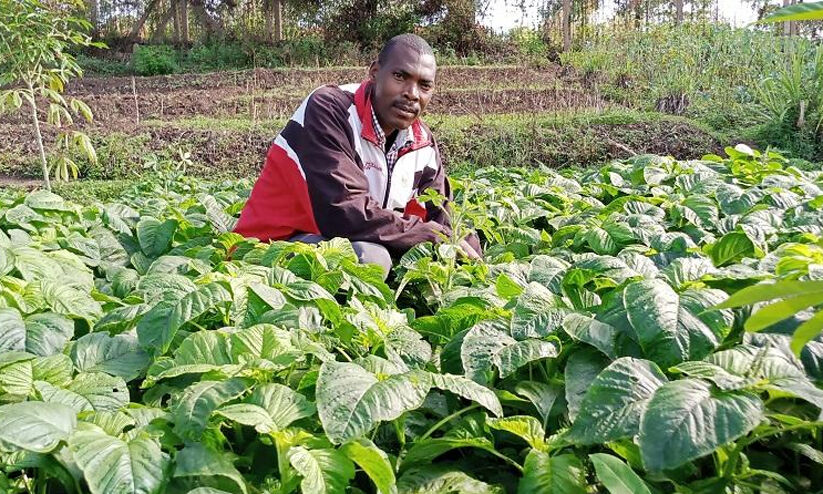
[291,88,447,254]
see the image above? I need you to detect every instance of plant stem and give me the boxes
[724,421,823,478]
[419,404,480,442]
[27,83,51,191]
[486,448,524,473]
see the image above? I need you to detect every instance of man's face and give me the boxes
[369,44,436,134]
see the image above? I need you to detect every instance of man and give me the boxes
[234,34,481,278]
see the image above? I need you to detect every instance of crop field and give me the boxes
[2,144,823,493]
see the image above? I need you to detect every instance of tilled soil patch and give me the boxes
[67,66,566,95]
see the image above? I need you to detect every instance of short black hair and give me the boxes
[377,34,435,66]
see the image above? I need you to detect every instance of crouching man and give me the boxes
[234,34,481,279]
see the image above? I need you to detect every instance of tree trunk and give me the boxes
[128,0,160,42]
[274,0,282,41]
[152,2,176,42]
[180,0,189,44]
[86,0,100,36]
[562,0,571,52]
[674,0,683,24]
[173,0,181,44]
[188,0,222,40]
[27,85,51,191]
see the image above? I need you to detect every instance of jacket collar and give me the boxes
[354,80,431,150]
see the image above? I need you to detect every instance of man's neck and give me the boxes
[384,129,398,153]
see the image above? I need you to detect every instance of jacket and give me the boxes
[234,80,455,255]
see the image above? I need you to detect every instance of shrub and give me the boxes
[132,44,178,76]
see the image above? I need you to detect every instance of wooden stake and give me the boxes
[132,76,140,125]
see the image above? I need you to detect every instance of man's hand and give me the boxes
[459,239,481,260]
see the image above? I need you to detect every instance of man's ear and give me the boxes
[368,61,379,81]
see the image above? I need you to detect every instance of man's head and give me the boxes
[369,34,436,135]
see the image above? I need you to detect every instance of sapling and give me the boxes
[0,0,101,190]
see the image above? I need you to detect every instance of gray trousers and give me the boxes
[289,233,393,280]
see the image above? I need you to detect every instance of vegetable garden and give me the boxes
[2,144,823,493]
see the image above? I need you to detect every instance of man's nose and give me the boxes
[403,82,419,101]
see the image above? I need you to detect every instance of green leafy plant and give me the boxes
[1,145,822,493]
[761,1,823,22]
[0,0,100,190]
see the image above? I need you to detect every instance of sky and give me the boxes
[479,0,760,32]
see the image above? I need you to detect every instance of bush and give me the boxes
[182,42,250,72]
[133,44,178,76]
[75,53,130,76]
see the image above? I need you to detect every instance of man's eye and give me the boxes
[393,72,404,80]
[421,83,433,91]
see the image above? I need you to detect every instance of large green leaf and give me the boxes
[717,280,823,308]
[216,383,315,433]
[24,190,71,211]
[146,330,234,383]
[428,372,503,417]
[561,313,617,358]
[460,320,515,384]
[40,278,103,323]
[69,422,169,494]
[624,280,731,368]
[510,283,568,339]
[517,451,587,494]
[488,415,546,450]
[136,217,177,258]
[316,361,430,444]
[36,372,130,412]
[400,435,497,468]
[707,344,823,408]
[171,378,250,438]
[11,246,63,281]
[340,438,396,494]
[397,467,504,494]
[0,309,74,356]
[0,307,26,352]
[515,380,561,428]
[761,1,823,22]
[0,401,76,452]
[149,281,233,354]
[639,378,763,471]
[23,312,74,356]
[744,291,823,332]
[709,232,756,267]
[0,353,34,396]
[569,357,667,445]
[589,453,652,494]
[173,443,247,494]
[565,347,610,421]
[494,339,559,379]
[288,446,355,494]
[71,332,150,381]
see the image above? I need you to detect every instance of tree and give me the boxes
[674,0,684,23]
[562,0,572,51]
[266,0,283,42]
[0,0,99,190]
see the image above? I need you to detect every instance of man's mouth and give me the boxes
[393,104,418,118]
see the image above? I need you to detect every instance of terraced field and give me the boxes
[0,65,723,182]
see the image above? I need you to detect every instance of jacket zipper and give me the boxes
[382,158,394,209]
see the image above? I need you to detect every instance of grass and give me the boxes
[3,108,725,182]
[143,116,288,134]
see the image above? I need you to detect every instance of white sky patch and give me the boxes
[480,0,760,32]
